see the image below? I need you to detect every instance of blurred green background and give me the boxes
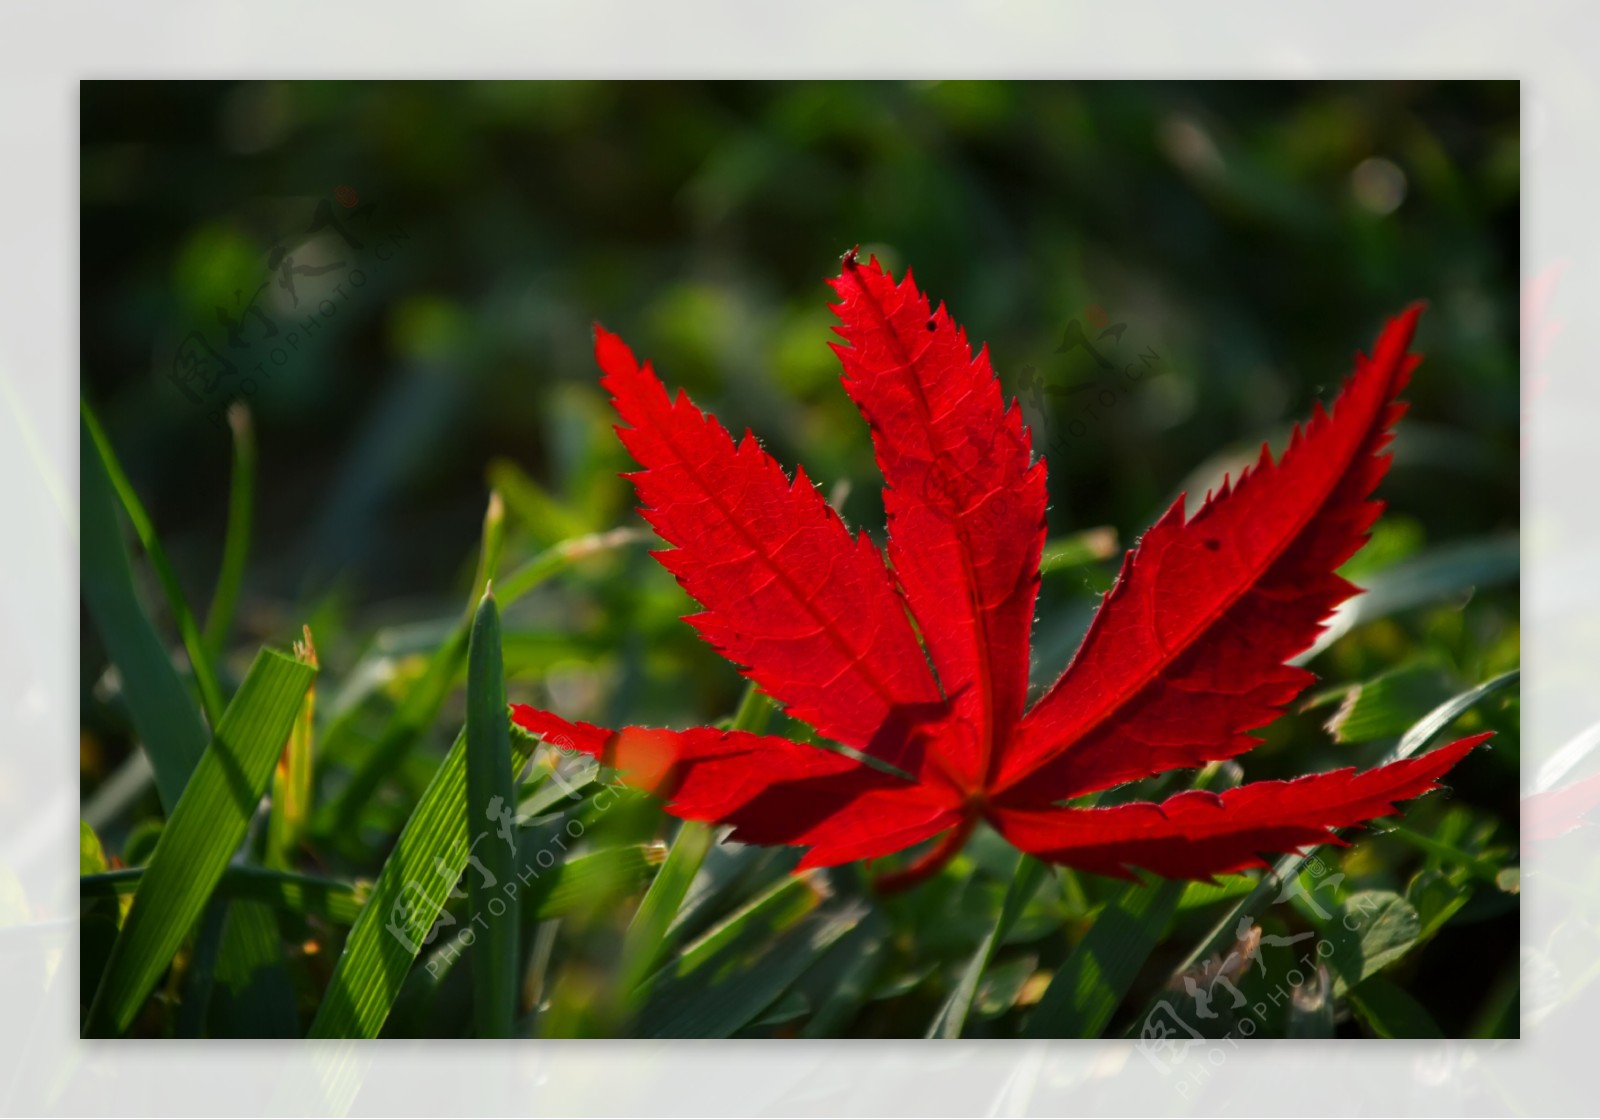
[80,81,1520,1038]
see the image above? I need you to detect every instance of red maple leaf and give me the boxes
[511,251,1491,890]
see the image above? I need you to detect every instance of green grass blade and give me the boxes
[82,865,370,926]
[80,415,209,814]
[466,590,517,1037]
[84,648,317,1036]
[617,681,773,997]
[636,873,844,1038]
[307,726,537,1039]
[1037,526,1119,576]
[1321,663,1455,744]
[318,627,469,840]
[82,400,226,727]
[266,629,318,870]
[798,917,890,1038]
[1298,534,1518,662]
[487,457,592,545]
[1023,874,1183,1038]
[620,822,715,997]
[1394,667,1518,758]
[469,490,506,605]
[928,854,1048,1039]
[387,845,662,1035]
[202,402,255,660]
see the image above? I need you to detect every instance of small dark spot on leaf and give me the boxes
[1203,538,1220,551]
[926,318,937,332]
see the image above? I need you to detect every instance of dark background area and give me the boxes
[79,80,1520,1038]
[81,81,1518,602]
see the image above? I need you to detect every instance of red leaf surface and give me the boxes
[829,256,1048,786]
[994,303,1422,805]
[512,708,961,868]
[591,327,944,774]
[510,253,1490,888]
[991,733,1490,879]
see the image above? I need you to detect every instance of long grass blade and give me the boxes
[80,415,209,813]
[267,628,318,869]
[82,865,369,926]
[617,680,774,998]
[82,400,226,727]
[202,402,255,660]
[84,648,317,1036]
[636,873,844,1038]
[466,589,517,1037]
[386,845,663,1036]
[928,854,1048,1038]
[307,725,537,1039]
[469,490,505,605]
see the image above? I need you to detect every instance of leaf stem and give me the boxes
[872,816,977,895]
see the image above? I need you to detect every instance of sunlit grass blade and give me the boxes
[84,648,317,1036]
[487,457,591,545]
[202,402,255,660]
[1318,663,1455,744]
[469,490,505,605]
[82,865,369,926]
[387,845,663,1036]
[81,415,209,813]
[798,916,890,1038]
[928,854,1048,1039]
[1297,534,1518,663]
[317,527,645,841]
[1023,873,1183,1038]
[79,820,109,877]
[636,873,851,1038]
[465,589,517,1037]
[1037,526,1119,576]
[620,822,714,998]
[1394,667,1518,758]
[618,681,773,998]
[267,627,318,870]
[82,400,226,727]
[307,726,537,1039]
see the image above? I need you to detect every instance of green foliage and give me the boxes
[84,650,317,1036]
